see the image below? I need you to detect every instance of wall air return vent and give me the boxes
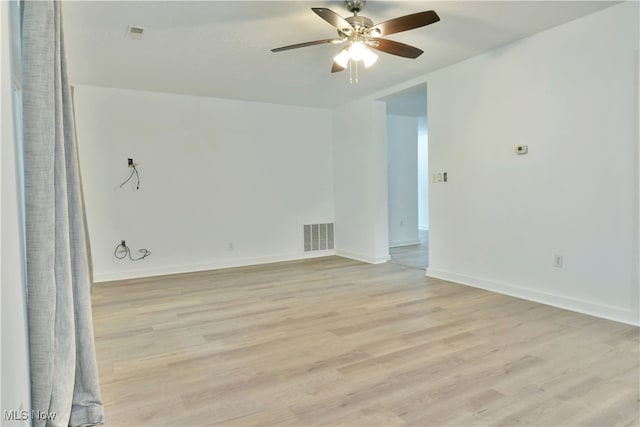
[126,25,145,40]
[303,223,334,252]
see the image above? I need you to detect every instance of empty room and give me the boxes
[2,1,639,426]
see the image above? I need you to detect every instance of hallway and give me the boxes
[389,229,428,270]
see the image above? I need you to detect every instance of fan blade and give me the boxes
[368,38,423,58]
[271,38,344,52]
[312,8,355,34]
[331,62,345,73]
[371,10,439,36]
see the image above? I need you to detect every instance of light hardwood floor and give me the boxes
[92,256,639,426]
[389,230,429,270]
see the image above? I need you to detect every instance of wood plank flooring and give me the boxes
[91,256,639,426]
[389,230,429,270]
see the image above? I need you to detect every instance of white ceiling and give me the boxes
[62,1,618,109]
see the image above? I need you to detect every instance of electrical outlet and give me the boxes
[121,240,126,247]
[554,254,563,268]
[127,158,134,167]
[228,242,234,251]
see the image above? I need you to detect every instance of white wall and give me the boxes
[387,114,419,247]
[417,116,429,230]
[425,2,639,325]
[333,99,390,263]
[73,86,335,282]
[1,0,31,419]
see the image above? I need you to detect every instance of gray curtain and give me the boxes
[22,1,104,426]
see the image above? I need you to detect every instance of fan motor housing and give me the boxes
[346,15,373,30]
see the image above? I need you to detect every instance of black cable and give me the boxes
[119,165,140,189]
[119,168,134,188]
[114,241,150,261]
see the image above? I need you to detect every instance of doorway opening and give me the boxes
[382,83,428,270]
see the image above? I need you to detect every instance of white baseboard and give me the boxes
[426,268,639,327]
[93,250,337,283]
[336,250,390,265]
[389,239,421,248]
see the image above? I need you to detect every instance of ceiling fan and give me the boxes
[271,0,440,83]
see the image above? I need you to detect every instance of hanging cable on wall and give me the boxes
[114,240,150,261]
[115,158,149,260]
[120,158,141,190]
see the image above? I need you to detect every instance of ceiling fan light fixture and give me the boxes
[334,42,378,69]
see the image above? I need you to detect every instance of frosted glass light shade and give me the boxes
[362,48,378,68]
[333,48,350,68]
[349,42,367,61]
[333,42,379,69]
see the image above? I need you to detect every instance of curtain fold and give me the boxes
[22,1,104,426]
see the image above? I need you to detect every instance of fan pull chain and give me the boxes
[355,60,359,84]
[348,60,359,85]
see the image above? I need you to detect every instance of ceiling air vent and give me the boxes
[126,25,145,40]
